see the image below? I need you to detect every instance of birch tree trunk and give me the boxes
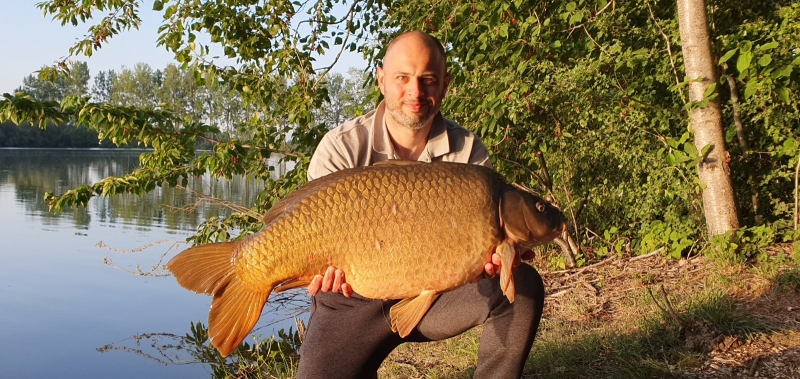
[676,0,740,236]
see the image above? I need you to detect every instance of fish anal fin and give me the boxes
[497,242,517,303]
[208,276,272,357]
[166,242,239,295]
[389,289,437,338]
[274,277,314,294]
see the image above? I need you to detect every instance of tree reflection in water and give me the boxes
[99,289,309,378]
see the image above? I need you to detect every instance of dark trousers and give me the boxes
[296,264,545,379]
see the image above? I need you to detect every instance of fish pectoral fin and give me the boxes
[208,277,271,357]
[273,277,314,294]
[497,242,517,303]
[389,290,437,338]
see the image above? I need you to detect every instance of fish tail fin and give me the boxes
[166,242,271,357]
[166,242,239,295]
[208,276,271,357]
[497,242,516,303]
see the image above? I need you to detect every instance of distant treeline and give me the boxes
[6,61,369,149]
[0,121,121,148]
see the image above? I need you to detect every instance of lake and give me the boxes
[0,148,306,378]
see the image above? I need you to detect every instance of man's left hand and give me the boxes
[471,249,534,283]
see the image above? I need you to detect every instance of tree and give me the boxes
[18,61,90,102]
[1,0,798,262]
[315,69,373,128]
[92,69,116,103]
[676,0,739,236]
[110,63,160,108]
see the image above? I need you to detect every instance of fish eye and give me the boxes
[535,202,545,212]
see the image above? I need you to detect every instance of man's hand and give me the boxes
[307,266,354,297]
[471,248,534,283]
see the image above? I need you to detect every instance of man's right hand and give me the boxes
[307,266,354,297]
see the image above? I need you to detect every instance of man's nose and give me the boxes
[406,78,424,97]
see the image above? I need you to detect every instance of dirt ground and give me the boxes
[536,246,800,379]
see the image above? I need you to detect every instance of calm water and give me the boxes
[0,148,303,378]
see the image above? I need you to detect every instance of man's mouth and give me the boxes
[404,102,429,112]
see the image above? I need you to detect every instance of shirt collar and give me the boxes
[372,101,452,160]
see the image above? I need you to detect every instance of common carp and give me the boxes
[166,160,565,356]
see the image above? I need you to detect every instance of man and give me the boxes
[297,31,545,379]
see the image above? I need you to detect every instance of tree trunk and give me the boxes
[676,0,739,236]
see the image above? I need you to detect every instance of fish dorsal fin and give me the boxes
[373,159,424,167]
[389,289,437,337]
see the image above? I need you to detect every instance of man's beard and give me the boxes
[385,100,437,131]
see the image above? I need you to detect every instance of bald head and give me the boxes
[376,30,451,133]
[384,31,447,73]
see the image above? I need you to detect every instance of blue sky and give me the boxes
[1,2,366,94]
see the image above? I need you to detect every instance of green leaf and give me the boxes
[166,8,184,22]
[703,82,716,98]
[566,2,577,12]
[153,0,164,11]
[736,51,753,73]
[759,41,779,51]
[757,54,772,67]
[700,144,714,159]
[776,87,789,103]
[499,24,508,38]
[744,80,757,99]
[740,40,753,53]
[718,49,737,65]
[683,142,698,158]
[775,65,794,78]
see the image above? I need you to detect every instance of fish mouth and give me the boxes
[519,220,567,250]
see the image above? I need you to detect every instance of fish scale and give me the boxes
[166,160,566,357]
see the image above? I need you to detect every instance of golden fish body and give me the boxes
[236,160,502,300]
[167,161,565,356]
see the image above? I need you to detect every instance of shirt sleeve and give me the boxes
[307,132,353,181]
[469,135,493,169]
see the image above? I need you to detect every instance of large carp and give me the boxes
[167,160,565,356]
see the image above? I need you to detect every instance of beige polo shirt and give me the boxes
[308,101,491,181]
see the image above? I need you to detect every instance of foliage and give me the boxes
[1,1,798,261]
[382,0,800,256]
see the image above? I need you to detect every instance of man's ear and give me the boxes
[376,66,386,94]
[441,72,452,99]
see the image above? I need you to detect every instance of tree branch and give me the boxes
[646,0,686,105]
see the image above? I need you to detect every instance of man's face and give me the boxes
[377,36,451,131]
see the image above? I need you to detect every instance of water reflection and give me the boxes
[0,148,271,231]
[0,148,303,378]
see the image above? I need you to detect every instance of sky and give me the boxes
[0,1,367,94]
